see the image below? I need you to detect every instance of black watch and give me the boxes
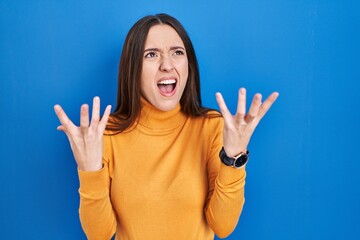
[219,147,249,169]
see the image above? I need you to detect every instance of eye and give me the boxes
[144,51,157,58]
[174,50,185,56]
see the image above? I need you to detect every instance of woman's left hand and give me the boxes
[216,88,279,157]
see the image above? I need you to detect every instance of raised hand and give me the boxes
[54,97,112,171]
[216,88,279,158]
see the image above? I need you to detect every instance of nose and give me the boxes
[160,56,174,72]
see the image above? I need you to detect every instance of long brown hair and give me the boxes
[106,13,216,133]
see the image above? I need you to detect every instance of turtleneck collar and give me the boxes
[138,97,188,133]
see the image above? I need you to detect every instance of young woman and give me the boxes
[54,13,278,240]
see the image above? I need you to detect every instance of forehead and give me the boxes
[145,24,185,48]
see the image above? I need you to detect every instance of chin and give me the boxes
[152,98,180,112]
[155,102,177,112]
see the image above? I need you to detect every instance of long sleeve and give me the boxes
[77,136,117,240]
[75,104,246,239]
[205,117,246,238]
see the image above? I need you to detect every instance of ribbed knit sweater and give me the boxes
[77,99,246,240]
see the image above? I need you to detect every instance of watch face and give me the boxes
[234,154,248,168]
[220,147,249,168]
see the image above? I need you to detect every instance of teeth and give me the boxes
[158,79,176,85]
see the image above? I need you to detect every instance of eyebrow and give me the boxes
[144,46,185,52]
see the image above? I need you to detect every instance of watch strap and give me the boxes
[219,147,249,169]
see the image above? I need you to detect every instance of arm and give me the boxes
[54,97,116,239]
[205,88,279,238]
[78,144,117,239]
[205,118,246,238]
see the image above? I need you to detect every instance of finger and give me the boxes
[216,92,235,126]
[56,125,71,139]
[57,125,66,131]
[80,104,89,128]
[54,104,77,131]
[90,96,100,127]
[235,88,246,122]
[215,92,232,119]
[98,105,112,132]
[258,92,279,119]
[245,93,262,123]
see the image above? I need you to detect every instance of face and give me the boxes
[141,24,189,111]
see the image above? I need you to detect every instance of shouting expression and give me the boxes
[141,24,189,111]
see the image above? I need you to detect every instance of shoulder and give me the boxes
[188,110,223,130]
[201,110,223,124]
[104,114,137,135]
[186,111,223,150]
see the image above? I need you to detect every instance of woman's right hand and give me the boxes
[54,96,112,171]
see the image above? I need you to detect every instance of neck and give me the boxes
[138,97,187,132]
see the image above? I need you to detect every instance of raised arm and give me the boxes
[54,97,116,239]
[205,88,279,238]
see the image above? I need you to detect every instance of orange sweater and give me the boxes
[77,99,246,240]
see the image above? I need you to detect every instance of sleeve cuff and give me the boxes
[217,163,246,186]
[78,167,109,200]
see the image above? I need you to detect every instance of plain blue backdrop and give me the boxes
[1,0,359,239]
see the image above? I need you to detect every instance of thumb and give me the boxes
[56,125,72,139]
[57,125,66,131]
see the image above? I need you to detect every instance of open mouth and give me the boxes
[157,79,177,96]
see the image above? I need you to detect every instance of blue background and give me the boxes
[1,0,359,239]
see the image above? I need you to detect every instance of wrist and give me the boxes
[78,162,103,172]
[219,147,249,169]
[224,146,248,158]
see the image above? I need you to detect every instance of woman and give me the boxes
[54,14,278,240]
